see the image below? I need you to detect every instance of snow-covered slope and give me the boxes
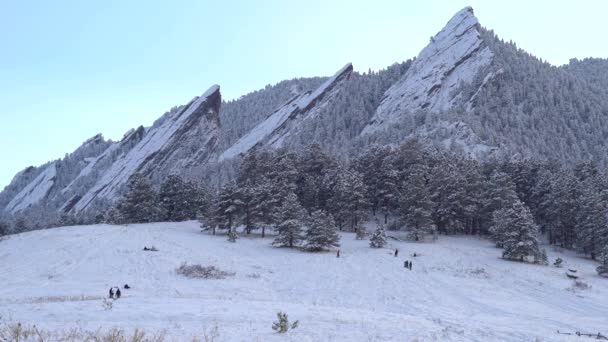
[73,85,221,213]
[220,64,353,161]
[362,7,492,134]
[0,222,606,341]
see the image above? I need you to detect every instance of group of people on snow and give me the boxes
[396,249,415,270]
[108,284,130,299]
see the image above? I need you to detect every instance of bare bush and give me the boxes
[0,323,176,342]
[572,280,591,290]
[176,263,235,279]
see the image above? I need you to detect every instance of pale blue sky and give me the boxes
[1,0,607,189]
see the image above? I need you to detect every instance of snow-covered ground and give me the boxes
[0,222,606,341]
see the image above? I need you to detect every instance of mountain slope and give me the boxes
[0,222,606,340]
[4,6,608,225]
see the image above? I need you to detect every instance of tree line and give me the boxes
[6,141,604,273]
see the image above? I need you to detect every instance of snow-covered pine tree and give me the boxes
[159,174,198,222]
[369,226,387,248]
[0,221,9,237]
[58,213,77,227]
[400,165,435,242]
[251,178,276,238]
[116,173,162,223]
[575,181,607,260]
[355,226,367,240]
[272,192,305,248]
[355,144,392,216]
[236,180,256,234]
[305,210,340,251]
[598,244,608,276]
[13,216,30,232]
[331,168,369,231]
[429,161,467,234]
[211,181,241,235]
[544,172,580,248]
[495,200,544,262]
[482,170,519,234]
[296,144,336,213]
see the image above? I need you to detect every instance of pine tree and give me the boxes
[598,244,608,276]
[0,221,9,237]
[210,181,241,235]
[273,192,305,248]
[58,213,77,227]
[104,206,124,224]
[355,144,392,216]
[13,217,29,232]
[495,201,543,262]
[236,181,257,234]
[575,182,606,260]
[116,173,162,224]
[400,165,435,242]
[355,226,367,240]
[429,162,467,234]
[482,170,519,234]
[251,178,276,238]
[331,169,369,231]
[305,210,340,251]
[159,175,199,222]
[369,226,387,248]
[296,144,336,212]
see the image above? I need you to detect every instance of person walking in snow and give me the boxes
[109,287,114,299]
[116,288,121,299]
[337,249,340,258]
[409,261,413,270]
[394,249,399,257]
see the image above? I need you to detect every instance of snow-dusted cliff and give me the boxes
[72,85,221,213]
[220,63,353,161]
[363,7,492,134]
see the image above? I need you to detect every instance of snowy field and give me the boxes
[0,222,606,341]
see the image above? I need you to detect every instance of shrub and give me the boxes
[553,257,563,268]
[176,263,235,279]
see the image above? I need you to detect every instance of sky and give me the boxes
[1,0,607,189]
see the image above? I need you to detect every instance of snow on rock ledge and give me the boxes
[363,7,492,134]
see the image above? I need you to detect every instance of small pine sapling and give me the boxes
[369,227,387,248]
[272,311,299,333]
[355,226,367,240]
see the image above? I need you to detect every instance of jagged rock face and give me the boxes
[413,121,496,160]
[220,64,353,161]
[72,85,221,213]
[363,7,492,134]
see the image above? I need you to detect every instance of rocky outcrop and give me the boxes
[72,85,221,213]
[220,64,352,161]
[363,7,492,134]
